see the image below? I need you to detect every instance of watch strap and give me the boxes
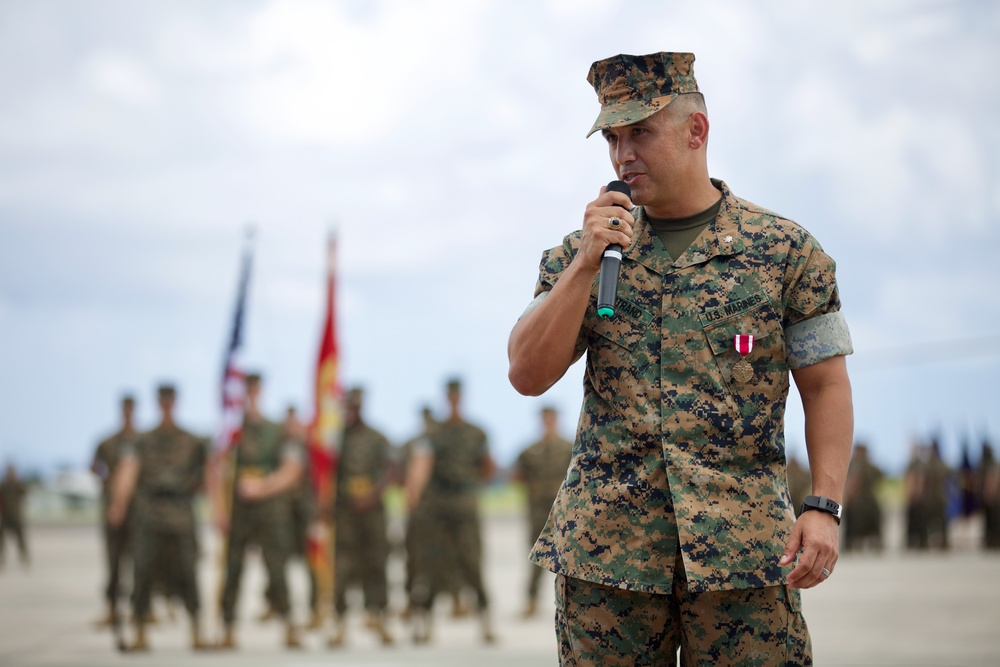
[800,494,842,524]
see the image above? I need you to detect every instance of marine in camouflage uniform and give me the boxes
[217,373,304,649]
[407,379,496,644]
[923,439,952,550]
[0,463,29,568]
[508,52,855,666]
[90,394,137,627]
[328,387,395,647]
[904,442,930,549]
[399,406,435,616]
[842,443,884,552]
[107,384,209,651]
[980,441,1000,549]
[512,406,573,618]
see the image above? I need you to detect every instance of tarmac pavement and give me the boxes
[1,511,998,666]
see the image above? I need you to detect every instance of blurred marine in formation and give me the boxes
[842,443,884,552]
[406,379,496,645]
[216,372,304,649]
[399,405,437,618]
[107,384,210,651]
[329,387,395,647]
[273,405,321,628]
[980,440,1000,549]
[90,394,137,627]
[512,406,573,618]
[0,462,30,570]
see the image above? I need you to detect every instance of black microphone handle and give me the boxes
[596,180,631,318]
[596,244,622,318]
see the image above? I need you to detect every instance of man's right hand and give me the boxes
[575,185,635,273]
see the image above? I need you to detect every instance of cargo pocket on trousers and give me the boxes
[781,585,813,665]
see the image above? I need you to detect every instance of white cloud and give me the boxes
[80,51,161,106]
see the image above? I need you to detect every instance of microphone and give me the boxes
[596,180,632,318]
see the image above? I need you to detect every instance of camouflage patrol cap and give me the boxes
[446,378,462,394]
[586,52,699,138]
[157,383,176,398]
[345,387,364,407]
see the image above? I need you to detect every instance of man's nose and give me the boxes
[613,138,635,165]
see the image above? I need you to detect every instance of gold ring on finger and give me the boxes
[609,217,622,230]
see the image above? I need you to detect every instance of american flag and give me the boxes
[215,229,254,453]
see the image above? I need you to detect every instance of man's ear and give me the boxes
[688,111,709,150]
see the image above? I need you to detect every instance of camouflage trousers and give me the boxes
[526,506,551,601]
[132,523,200,618]
[333,506,389,615]
[555,561,811,666]
[411,493,489,611]
[220,499,293,624]
[102,518,130,603]
[0,516,28,564]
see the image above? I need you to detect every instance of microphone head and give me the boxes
[606,180,631,199]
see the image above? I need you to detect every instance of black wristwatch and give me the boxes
[800,495,842,524]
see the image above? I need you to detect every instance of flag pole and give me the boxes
[210,225,255,631]
[307,228,343,624]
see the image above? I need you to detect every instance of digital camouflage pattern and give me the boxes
[127,424,207,617]
[0,477,29,564]
[93,429,136,604]
[129,425,207,532]
[515,433,573,600]
[555,563,811,666]
[412,419,491,610]
[92,429,134,508]
[221,416,300,624]
[528,180,852,595]
[516,434,575,512]
[334,421,393,615]
[586,52,699,138]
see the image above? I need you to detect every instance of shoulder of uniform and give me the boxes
[732,196,822,252]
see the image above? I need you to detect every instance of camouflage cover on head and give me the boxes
[586,52,699,138]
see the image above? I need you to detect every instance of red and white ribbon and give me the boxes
[734,334,754,357]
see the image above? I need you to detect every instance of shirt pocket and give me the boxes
[701,296,786,418]
[583,298,657,431]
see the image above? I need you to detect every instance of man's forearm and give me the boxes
[794,356,854,502]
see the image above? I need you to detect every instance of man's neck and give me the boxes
[644,176,720,219]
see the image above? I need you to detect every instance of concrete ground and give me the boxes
[0,511,998,666]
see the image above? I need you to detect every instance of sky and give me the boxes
[1,0,998,477]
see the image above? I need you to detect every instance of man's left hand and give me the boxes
[780,510,840,589]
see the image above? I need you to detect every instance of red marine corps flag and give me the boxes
[307,232,343,604]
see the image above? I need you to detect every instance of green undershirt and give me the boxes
[646,197,722,262]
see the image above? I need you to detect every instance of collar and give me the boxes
[625,179,745,274]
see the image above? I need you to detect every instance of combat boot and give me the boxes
[411,608,433,645]
[190,621,212,651]
[217,625,237,650]
[285,622,302,649]
[305,607,324,631]
[367,610,394,646]
[93,602,116,629]
[479,608,497,645]
[327,616,347,648]
[128,620,150,652]
[451,591,470,618]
